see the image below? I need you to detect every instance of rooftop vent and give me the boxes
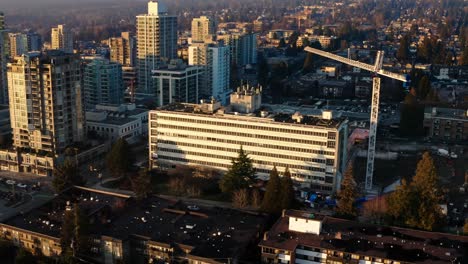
[322,110,333,120]
[292,112,304,123]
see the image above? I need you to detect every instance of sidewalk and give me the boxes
[89,179,135,196]
[157,194,234,209]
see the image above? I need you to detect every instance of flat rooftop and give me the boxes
[2,187,266,260]
[157,103,347,129]
[2,187,129,238]
[260,210,468,263]
[87,116,138,126]
[425,107,467,120]
[105,196,266,259]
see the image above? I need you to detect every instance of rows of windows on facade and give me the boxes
[149,84,348,193]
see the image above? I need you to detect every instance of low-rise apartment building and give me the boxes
[86,103,148,143]
[259,210,468,264]
[423,107,468,142]
[0,186,266,264]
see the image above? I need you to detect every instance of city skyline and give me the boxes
[0,0,466,263]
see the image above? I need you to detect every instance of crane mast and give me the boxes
[304,47,407,191]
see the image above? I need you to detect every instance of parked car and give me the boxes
[17,183,27,188]
[6,180,16,185]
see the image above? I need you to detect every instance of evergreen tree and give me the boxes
[278,38,286,48]
[335,165,359,219]
[106,138,133,177]
[132,168,152,200]
[287,31,299,48]
[279,167,295,210]
[417,75,431,99]
[338,21,353,40]
[60,204,89,255]
[52,159,86,193]
[261,166,281,214]
[417,37,432,63]
[460,47,468,66]
[460,27,467,48]
[387,179,412,224]
[219,146,255,195]
[399,88,424,137]
[15,248,36,264]
[0,239,17,264]
[396,35,410,62]
[60,210,74,252]
[301,38,310,48]
[432,41,448,64]
[303,52,314,73]
[387,152,444,231]
[257,57,269,88]
[73,205,89,254]
[309,41,322,50]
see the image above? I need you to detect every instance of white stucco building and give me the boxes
[149,95,348,193]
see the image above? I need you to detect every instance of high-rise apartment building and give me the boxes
[109,32,135,67]
[152,59,203,106]
[0,12,4,30]
[0,12,7,104]
[149,96,348,193]
[191,16,216,43]
[9,32,42,57]
[9,33,28,57]
[26,31,42,52]
[51,25,73,53]
[84,58,123,110]
[7,51,84,154]
[218,33,258,66]
[188,43,230,104]
[136,1,177,96]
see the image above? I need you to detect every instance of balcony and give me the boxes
[295,259,321,264]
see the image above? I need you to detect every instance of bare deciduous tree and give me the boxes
[232,189,249,209]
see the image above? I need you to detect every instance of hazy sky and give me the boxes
[1,0,146,9]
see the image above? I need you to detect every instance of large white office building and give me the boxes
[149,92,348,193]
[136,1,177,96]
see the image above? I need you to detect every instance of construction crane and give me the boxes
[304,47,409,191]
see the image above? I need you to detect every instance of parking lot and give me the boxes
[0,173,54,221]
